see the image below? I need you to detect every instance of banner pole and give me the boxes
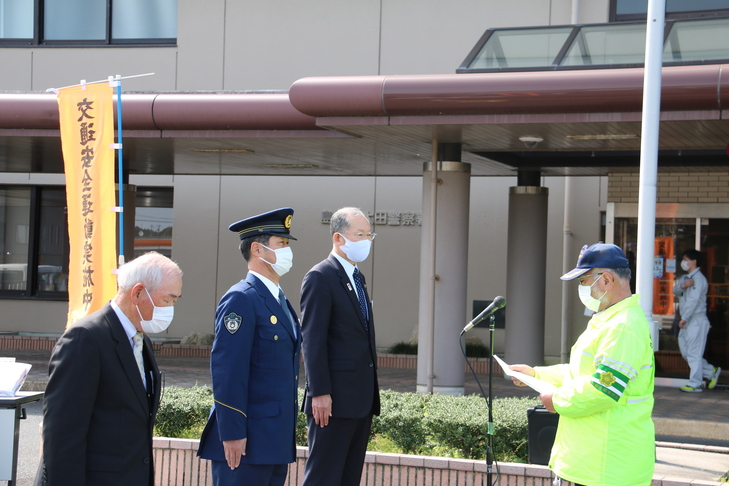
[113,75,125,266]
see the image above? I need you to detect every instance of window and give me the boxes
[133,187,173,259]
[612,0,729,21]
[463,27,573,71]
[0,186,69,298]
[0,184,174,299]
[0,0,177,46]
[664,18,729,63]
[560,23,647,67]
[458,18,729,73]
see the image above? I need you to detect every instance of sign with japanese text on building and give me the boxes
[57,83,118,328]
[653,236,675,315]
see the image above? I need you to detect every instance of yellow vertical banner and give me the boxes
[57,83,118,328]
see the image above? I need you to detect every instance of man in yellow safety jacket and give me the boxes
[511,242,655,486]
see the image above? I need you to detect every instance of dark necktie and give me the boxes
[352,267,369,329]
[278,288,296,337]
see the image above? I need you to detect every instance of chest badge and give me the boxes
[270,316,278,324]
[224,313,242,334]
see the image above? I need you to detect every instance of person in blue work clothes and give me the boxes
[198,207,301,486]
[674,249,721,392]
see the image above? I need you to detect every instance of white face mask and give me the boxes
[337,233,372,263]
[260,244,293,276]
[680,260,691,272]
[137,288,174,333]
[578,275,607,313]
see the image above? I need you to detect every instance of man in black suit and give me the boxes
[300,207,380,486]
[35,251,183,486]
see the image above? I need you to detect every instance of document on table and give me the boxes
[493,355,556,395]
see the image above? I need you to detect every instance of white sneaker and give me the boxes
[708,367,721,390]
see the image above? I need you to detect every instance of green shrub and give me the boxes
[296,388,308,446]
[373,390,429,453]
[465,341,490,358]
[387,341,418,354]
[155,385,540,464]
[423,394,537,461]
[155,385,213,438]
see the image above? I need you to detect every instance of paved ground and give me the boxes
[10,350,729,485]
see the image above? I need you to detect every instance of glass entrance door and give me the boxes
[614,217,729,374]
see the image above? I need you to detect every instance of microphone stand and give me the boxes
[486,314,495,486]
[460,309,501,486]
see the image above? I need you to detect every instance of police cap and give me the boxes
[228,207,297,240]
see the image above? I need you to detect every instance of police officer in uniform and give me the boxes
[198,208,301,486]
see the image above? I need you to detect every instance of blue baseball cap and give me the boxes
[561,242,629,281]
[228,207,297,241]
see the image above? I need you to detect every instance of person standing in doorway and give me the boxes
[300,207,380,486]
[674,249,721,392]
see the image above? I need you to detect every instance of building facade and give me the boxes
[1,0,728,388]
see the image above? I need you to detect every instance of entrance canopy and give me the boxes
[0,67,727,177]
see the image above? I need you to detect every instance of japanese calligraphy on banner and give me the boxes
[57,83,118,328]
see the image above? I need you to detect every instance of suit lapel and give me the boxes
[107,307,150,413]
[247,273,298,342]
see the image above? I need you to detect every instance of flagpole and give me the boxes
[46,72,154,93]
[112,74,125,266]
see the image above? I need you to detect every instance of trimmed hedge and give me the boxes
[372,390,538,461]
[386,341,490,358]
[156,386,539,462]
[155,385,213,438]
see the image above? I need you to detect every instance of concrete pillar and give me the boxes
[504,185,549,366]
[416,152,471,395]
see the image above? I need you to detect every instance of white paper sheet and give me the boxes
[0,362,32,397]
[493,355,556,395]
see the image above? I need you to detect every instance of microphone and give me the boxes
[462,296,506,334]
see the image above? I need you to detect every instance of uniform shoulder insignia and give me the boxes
[224,312,242,334]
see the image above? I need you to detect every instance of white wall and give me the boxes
[0,0,611,91]
[159,172,605,357]
[0,0,612,357]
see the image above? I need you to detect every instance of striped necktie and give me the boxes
[132,332,146,383]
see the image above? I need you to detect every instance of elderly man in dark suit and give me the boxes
[35,251,183,486]
[198,207,301,486]
[300,206,381,486]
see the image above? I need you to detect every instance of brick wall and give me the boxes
[608,170,729,203]
[152,441,721,486]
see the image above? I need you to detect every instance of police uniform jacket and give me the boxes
[198,272,301,465]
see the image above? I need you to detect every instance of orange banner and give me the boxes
[653,236,675,315]
[58,83,118,328]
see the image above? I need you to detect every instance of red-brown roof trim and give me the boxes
[289,64,728,117]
